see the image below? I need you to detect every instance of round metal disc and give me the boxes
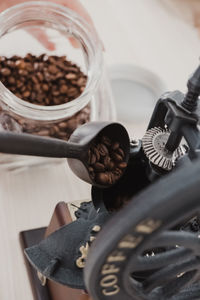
[142,127,186,171]
[85,158,200,300]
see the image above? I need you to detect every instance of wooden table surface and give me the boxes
[1,0,200,299]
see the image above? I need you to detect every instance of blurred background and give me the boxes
[83,0,200,137]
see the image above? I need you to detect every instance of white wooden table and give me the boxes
[1,1,200,299]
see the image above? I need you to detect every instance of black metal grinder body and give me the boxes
[84,65,200,300]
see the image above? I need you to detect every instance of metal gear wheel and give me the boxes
[142,127,186,171]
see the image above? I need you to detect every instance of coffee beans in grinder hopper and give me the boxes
[88,136,127,186]
[0,54,90,141]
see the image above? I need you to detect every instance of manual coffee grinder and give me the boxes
[8,64,200,299]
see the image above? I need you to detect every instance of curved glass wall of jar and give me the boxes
[0,1,115,169]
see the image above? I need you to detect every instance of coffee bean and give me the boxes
[42,84,49,91]
[114,168,122,176]
[8,77,15,85]
[96,172,110,185]
[45,98,50,105]
[36,72,44,81]
[15,93,21,98]
[107,160,115,170]
[89,166,94,173]
[1,68,11,76]
[58,131,68,138]
[66,119,78,132]
[88,153,96,165]
[23,90,31,98]
[48,65,58,74]
[52,90,60,96]
[16,80,23,88]
[65,73,77,80]
[51,126,61,137]
[19,69,28,76]
[67,87,78,97]
[76,77,86,87]
[58,122,67,129]
[36,129,50,136]
[16,60,26,69]
[112,142,120,151]
[55,72,63,80]
[53,97,61,104]
[103,156,111,168]
[110,172,117,184]
[94,162,105,172]
[26,63,34,73]
[93,147,101,161]
[106,172,114,185]
[60,85,68,94]
[118,162,127,169]
[32,76,38,84]
[97,143,108,156]
[117,148,124,157]
[12,56,20,61]
[112,153,123,162]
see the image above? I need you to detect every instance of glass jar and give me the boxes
[0,1,115,170]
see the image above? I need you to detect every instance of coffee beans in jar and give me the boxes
[0,53,90,141]
[88,136,127,186]
[0,1,115,170]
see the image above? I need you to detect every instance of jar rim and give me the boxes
[0,1,103,121]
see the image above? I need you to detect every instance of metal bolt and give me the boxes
[130,139,139,147]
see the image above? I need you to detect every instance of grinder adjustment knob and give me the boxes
[142,127,186,171]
